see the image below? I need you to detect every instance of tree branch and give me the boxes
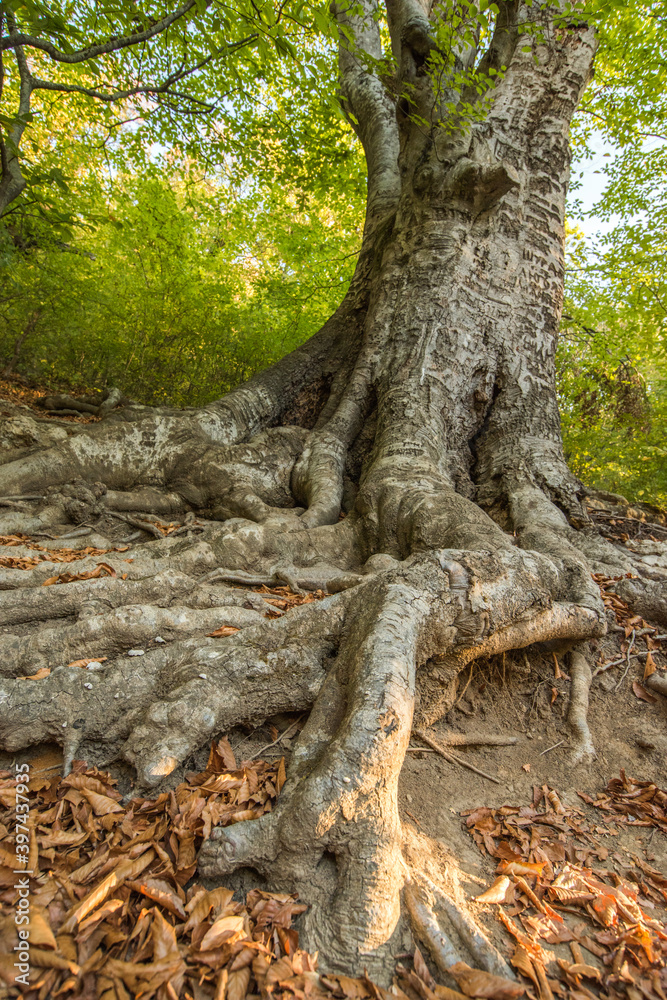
[333,0,401,229]
[0,1,199,62]
[29,34,257,108]
[0,9,33,216]
[475,1,520,79]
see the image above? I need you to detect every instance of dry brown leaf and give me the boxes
[643,651,656,679]
[184,886,235,932]
[199,913,245,950]
[77,898,124,937]
[42,562,117,586]
[448,962,525,1000]
[206,625,241,637]
[28,947,80,973]
[26,907,58,950]
[552,653,562,679]
[22,666,51,680]
[215,967,229,1000]
[80,786,124,815]
[632,681,657,703]
[510,944,539,988]
[227,966,251,1000]
[126,877,186,920]
[207,736,237,772]
[433,987,471,1000]
[497,860,545,877]
[414,946,436,989]
[277,755,287,793]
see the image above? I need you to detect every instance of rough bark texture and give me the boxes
[0,0,656,982]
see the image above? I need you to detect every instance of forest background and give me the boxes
[1,0,666,506]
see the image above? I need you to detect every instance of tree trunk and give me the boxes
[0,0,639,982]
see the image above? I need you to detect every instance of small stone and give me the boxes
[114,693,120,699]
[406,794,413,803]
[155,636,165,643]
[198,673,207,680]
[62,722,67,727]
[342,776,351,784]
[128,649,145,656]
[84,682,92,689]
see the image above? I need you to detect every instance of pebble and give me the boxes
[84,683,92,690]
[128,649,145,656]
[342,777,351,784]
[155,636,165,643]
[198,673,207,680]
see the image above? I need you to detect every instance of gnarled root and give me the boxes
[405,872,514,981]
[0,596,345,784]
[198,546,604,978]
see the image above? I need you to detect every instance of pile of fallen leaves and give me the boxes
[0,739,296,998]
[579,772,667,836]
[0,536,128,572]
[464,779,667,1000]
[592,574,666,701]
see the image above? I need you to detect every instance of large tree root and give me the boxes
[197,547,603,976]
[0,400,612,979]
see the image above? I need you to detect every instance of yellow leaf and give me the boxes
[475,876,511,905]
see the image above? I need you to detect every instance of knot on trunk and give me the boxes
[443,157,521,214]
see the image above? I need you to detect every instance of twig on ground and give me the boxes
[245,718,302,762]
[614,628,636,692]
[412,734,518,748]
[539,739,565,756]
[413,729,500,783]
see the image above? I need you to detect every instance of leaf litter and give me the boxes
[462,776,667,1000]
[0,535,128,572]
[0,738,393,1000]
[591,575,666,689]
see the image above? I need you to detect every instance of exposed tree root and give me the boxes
[611,576,667,627]
[407,872,515,980]
[567,649,595,764]
[0,384,624,981]
[196,548,603,975]
[646,671,667,697]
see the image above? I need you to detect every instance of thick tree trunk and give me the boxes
[0,0,641,984]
